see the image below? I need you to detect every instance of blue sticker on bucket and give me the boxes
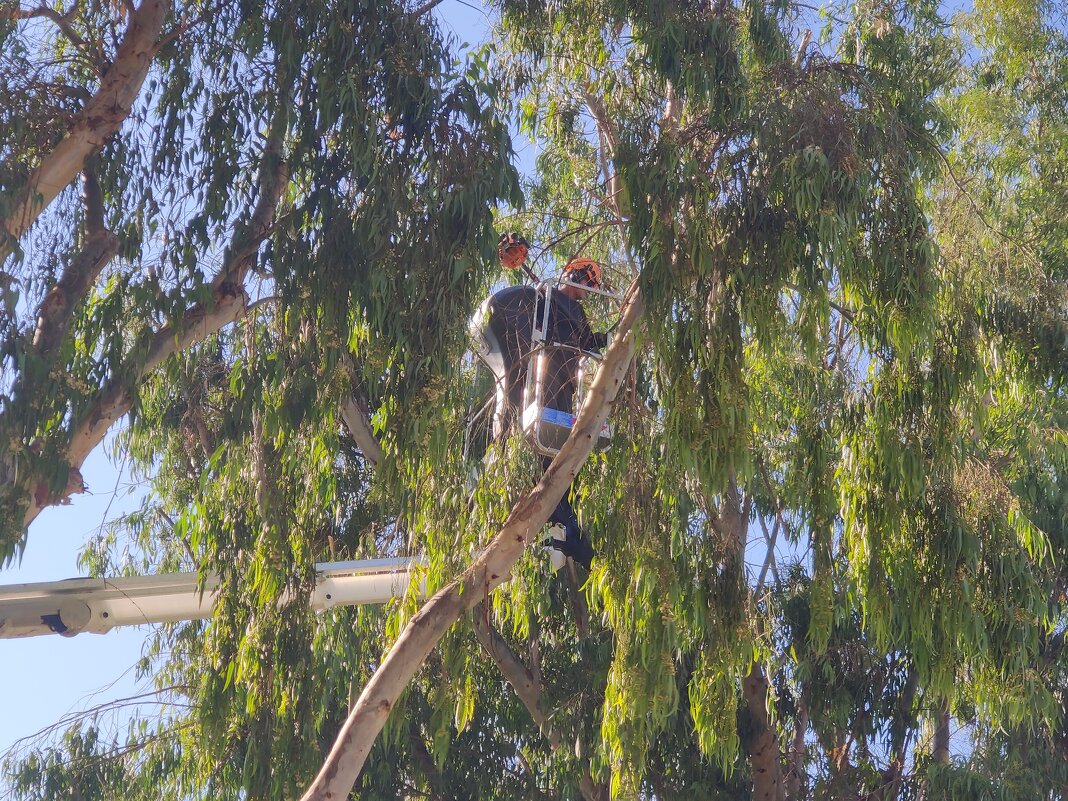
[542,408,575,428]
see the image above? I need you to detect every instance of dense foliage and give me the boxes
[2,1,1067,799]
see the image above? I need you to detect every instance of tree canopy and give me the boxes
[2,1,1067,800]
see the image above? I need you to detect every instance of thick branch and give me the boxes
[32,231,117,356]
[340,362,384,467]
[583,93,623,223]
[472,604,605,801]
[299,286,644,801]
[32,170,117,356]
[23,282,249,525]
[1,0,171,257]
[932,706,950,765]
[785,696,808,800]
[743,662,786,801]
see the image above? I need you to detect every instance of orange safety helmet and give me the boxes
[497,232,529,270]
[563,258,603,289]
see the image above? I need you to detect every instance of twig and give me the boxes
[409,0,445,16]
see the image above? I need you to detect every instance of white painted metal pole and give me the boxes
[0,558,419,639]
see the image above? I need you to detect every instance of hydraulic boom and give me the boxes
[0,557,417,639]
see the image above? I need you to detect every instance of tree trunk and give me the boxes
[785,697,808,801]
[298,288,644,801]
[743,661,786,801]
[933,706,950,765]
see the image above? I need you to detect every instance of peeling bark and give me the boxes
[472,604,606,801]
[298,287,643,801]
[1,0,172,256]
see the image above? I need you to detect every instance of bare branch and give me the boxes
[584,92,642,278]
[408,0,445,16]
[19,4,94,64]
[785,696,809,800]
[660,80,680,133]
[180,373,214,460]
[31,231,117,356]
[795,29,813,67]
[583,93,622,221]
[785,282,856,323]
[755,515,780,594]
[933,705,950,765]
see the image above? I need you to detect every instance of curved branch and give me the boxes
[299,285,644,801]
[23,282,250,526]
[1,0,172,259]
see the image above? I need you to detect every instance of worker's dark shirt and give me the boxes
[485,284,606,415]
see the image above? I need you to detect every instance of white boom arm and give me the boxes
[0,558,417,639]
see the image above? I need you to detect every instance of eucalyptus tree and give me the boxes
[4,1,1068,801]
